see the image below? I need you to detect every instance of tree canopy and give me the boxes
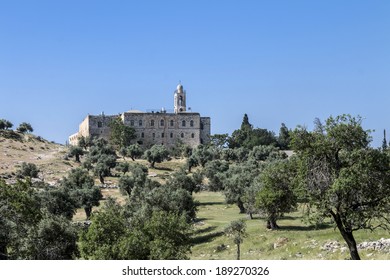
[291,114,390,260]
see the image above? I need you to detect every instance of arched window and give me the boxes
[181,133,184,138]
[152,133,155,138]
[141,132,144,138]
[170,120,174,127]
[170,132,173,138]
[190,120,194,127]
[160,119,164,126]
[182,120,186,127]
[150,120,155,127]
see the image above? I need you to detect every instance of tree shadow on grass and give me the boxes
[279,224,332,231]
[197,201,225,206]
[191,227,225,245]
[153,166,173,171]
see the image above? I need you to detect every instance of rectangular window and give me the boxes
[170,133,173,138]
[130,120,134,126]
[139,120,143,126]
[97,122,102,128]
[161,133,164,138]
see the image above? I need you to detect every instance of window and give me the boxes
[170,120,174,127]
[181,133,184,138]
[170,132,173,138]
[151,120,155,127]
[200,122,204,130]
[130,120,134,126]
[97,122,102,128]
[160,119,164,126]
[141,132,144,138]
[182,120,186,127]
[190,120,194,127]
[191,133,194,138]
[139,120,143,126]
[152,133,155,138]
[161,133,164,138]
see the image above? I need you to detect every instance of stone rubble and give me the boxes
[321,238,390,253]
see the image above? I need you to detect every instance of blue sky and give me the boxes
[1,0,389,146]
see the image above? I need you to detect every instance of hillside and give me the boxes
[1,130,389,260]
[0,130,75,185]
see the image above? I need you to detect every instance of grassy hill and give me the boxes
[1,131,389,260]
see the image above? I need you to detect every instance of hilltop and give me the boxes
[0,130,75,185]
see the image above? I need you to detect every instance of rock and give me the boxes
[274,237,289,249]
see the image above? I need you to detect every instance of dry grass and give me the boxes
[0,132,73,184]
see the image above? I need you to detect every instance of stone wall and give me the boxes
[200,117,211,145]
[69,111,211,148]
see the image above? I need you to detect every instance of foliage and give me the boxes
[255,160,297,229]
[126,143,143,161]
[248,145,287,162]
[291,114,390,260]
[166,169,201,195]
[39,188,77,219]
[80,198,192,260]
[186,155,198,172]
[143,186,198,222]
[0,119,13,130]
[116,161,130,175]
[203,160,229,191]
[16,122,33,133]
[0,179,41,259]
[77,136,92,149]
[228,114,277,149]
[61,168,102,219]
[79,198,127,260]
[140,211,192,259]
[109,117,136,148]
[224,219,247,260]
[143,144,170,168]
[191,144,214,167]
[277,123,291,150]
[85,138,117,184]
[118,164,148,196]
[382,129,388,151]
[68,145,84,162]
[22,212,79,260]
[210,133,229,149]
[16,162,39,178]
[223,161,259,213]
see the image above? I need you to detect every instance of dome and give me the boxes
[177,83,183,92]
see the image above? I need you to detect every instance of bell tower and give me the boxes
[174,83,186,113]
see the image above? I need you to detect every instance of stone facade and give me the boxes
[69,84,211,148]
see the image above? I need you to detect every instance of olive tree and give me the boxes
[291,115,390,260]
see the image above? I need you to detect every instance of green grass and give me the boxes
[68,156,389,260]
[190,191,390,260]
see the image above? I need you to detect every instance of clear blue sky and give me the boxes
[1,0,389,146]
